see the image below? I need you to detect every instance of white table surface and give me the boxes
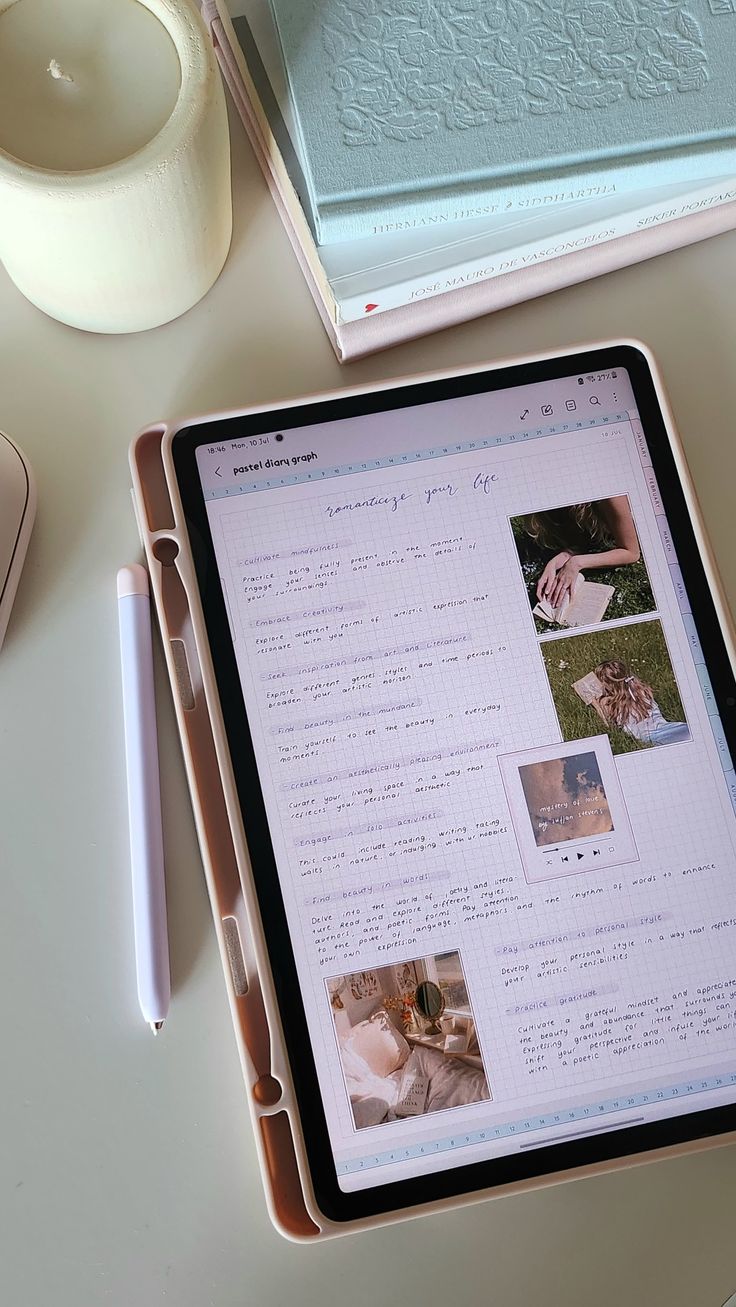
[2,111,736,1307]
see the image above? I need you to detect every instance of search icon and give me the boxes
[589,395,601,406]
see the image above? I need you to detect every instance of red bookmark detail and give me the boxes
[364,303,379,313]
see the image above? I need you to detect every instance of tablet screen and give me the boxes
[185,352,736,1211]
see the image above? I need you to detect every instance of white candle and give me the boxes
[0,0,183,171]
[0,0,232,333]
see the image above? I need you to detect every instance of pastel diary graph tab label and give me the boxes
[196,368,736,1190]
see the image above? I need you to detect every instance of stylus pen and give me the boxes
[117,564,171,1035]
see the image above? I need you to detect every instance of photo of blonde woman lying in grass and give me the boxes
[589,659,689,747]
[542,619,690,755]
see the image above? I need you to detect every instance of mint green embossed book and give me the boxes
[268,0,736,244]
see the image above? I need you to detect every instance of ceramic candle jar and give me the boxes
[0,0,232,332]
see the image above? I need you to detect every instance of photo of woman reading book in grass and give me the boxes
[542,619,690,755]
[510,496,655,632]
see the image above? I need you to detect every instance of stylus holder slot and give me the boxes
[131,424,333,1238]
[133,426,176,532]
[260,1114,320,1239]
[153,553,272,1080]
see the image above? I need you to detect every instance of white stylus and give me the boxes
[117,564,171,1034]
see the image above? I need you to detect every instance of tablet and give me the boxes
[169,343,736,1225]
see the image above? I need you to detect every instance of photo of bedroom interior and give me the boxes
[327,952,491,1130]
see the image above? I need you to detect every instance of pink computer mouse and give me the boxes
[0,430,36,650]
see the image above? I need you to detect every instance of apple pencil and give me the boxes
[117,564,171,1034]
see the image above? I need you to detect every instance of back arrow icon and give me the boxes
[215,466,222,477]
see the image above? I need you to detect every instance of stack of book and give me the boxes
[203,0,736,360]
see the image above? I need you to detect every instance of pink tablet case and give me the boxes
[0,431,36,651]
[130,341,736,1240]
[206,4,736,362]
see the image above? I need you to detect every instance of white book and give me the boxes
[394,1061,430,1118]
[330,179,736,323]
[221,2,736,326]
[533,577,615,628]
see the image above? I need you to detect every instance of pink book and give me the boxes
[205,3,736,362]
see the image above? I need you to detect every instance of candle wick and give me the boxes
[47,59,74,84]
